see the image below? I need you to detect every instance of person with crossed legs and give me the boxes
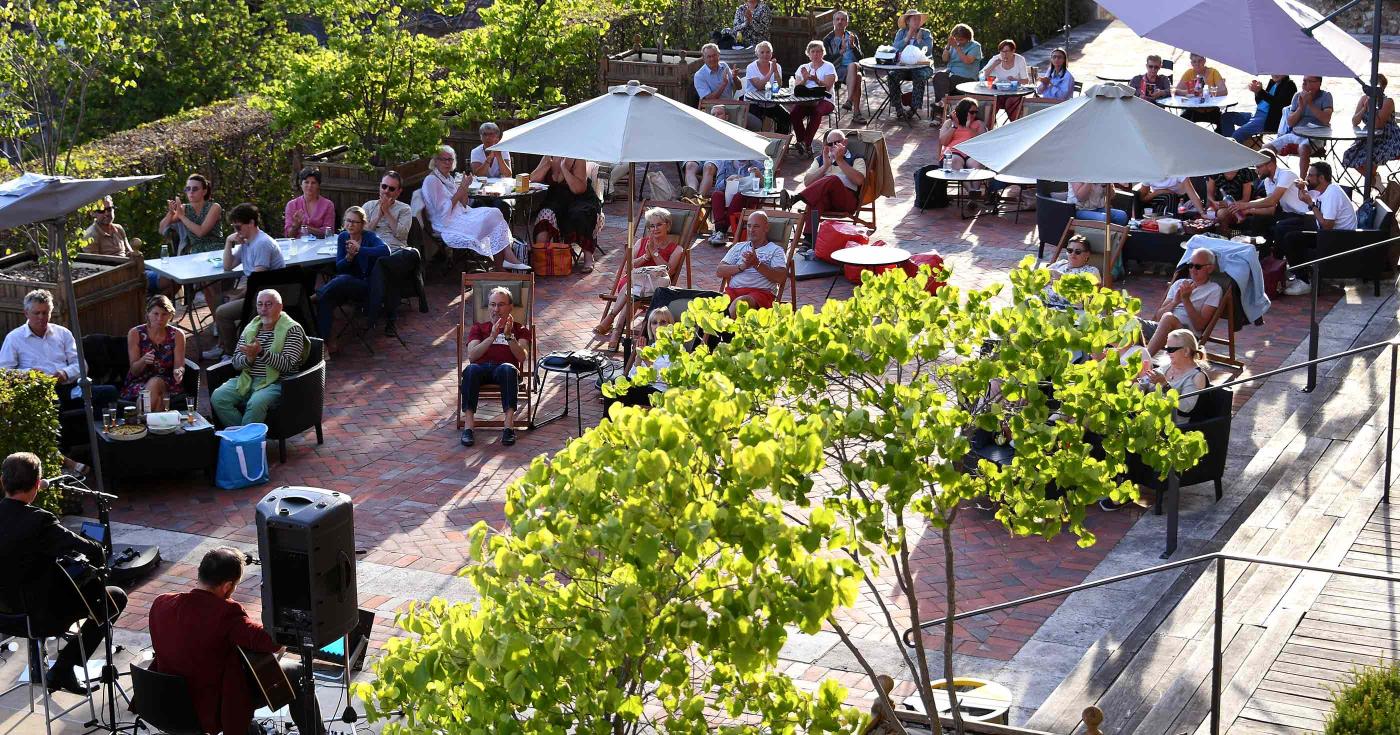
[1140,248,1222,358]
[461,287,529,448]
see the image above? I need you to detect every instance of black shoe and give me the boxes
[502,428,516,446]
[460,428,475,447]
[384,321,398,338]
[1098,498,1125,512]
[46,670,96,696]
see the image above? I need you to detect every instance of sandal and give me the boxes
[593,323,612,336]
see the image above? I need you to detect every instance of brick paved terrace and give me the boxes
[5,15,1400,734]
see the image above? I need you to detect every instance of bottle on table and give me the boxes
[943,153,954,172]
[763,159,774,191]
[159,243,170,260]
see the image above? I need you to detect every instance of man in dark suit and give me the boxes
[149,547,325,735]
[0,452,126,695]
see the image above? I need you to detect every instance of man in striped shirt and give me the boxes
[210,289,307,427]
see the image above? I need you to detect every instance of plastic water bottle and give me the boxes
[763,159,774,192]
[159,243,169,260]
[768,78,778,94]
[943,153,954,172]
[1223,195,1235,206]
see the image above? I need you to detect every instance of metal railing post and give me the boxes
[1305,265,1320,392]
[1211,556,1224,735]
[1162,470,1179,559]
[1388,342,1397,504]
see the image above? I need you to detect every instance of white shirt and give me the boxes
[1,321,80,384]
[1263,168,1309,214]
[980,53,1030,83]
[1143,177,1190,193]
[470,145,512,178]
[1313,183,1357,230]
[797,61,837,100]
[722,240,786,292]
[743,59,783,96]
[1165,279,1222,333]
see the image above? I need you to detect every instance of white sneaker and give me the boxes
[1284,278,1311,296]
[504,261,532,271]
[202,345,226,361]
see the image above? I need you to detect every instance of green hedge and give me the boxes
[66,98,304,257]
[0,371,67,515]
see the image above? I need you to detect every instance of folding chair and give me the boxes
[1163,265,1243,370]
[455,272,538,430]
[597,200,701,346]
[1049,219,1129,288]
[812,129,893,232]
[725,208,804,308]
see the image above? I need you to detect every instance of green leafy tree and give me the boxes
[0,0,152,176]
[631,260,1205,732]
[447,0,607,123]
[359,383,867,732]
[259,0,466,167]
[0,370,68,514]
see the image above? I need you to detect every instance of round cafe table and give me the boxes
[922,168,996,219]
[1292,123,1370,190]
[1159,95,1236,115]
[858,56,937,122]
[825,245,912,300]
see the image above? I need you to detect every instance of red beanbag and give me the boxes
[816,220,868,263]
[904,251,947,293]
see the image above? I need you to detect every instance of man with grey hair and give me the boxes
[461,285,529,448]
[1142,248,1222,357]
[469,122,515,220]
[211,288,308,426]
[695,43,740,107]
[1,289,117,407]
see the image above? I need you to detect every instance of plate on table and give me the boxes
[105,424,148,441]
[316,246,337,255]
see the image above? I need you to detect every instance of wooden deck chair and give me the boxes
[814,129,894,231]
[699,98,751,126]
[758,131,792,171]
[724,208,803,308]
[596,200,701,343]
[1049,219,1129,289]
[455,272,538,430]
[1021,97,1063,118]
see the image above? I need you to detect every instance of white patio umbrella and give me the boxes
[1097,0,1371,79]
[490,80,772,321]
[953,83,1266,183]
[0,172,162,495]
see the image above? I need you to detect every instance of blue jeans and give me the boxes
[1220,109,1268,141]
[461,362,519,413]
[315,274,369,337]
[1076,208,1129,225]
[211,380,282,426]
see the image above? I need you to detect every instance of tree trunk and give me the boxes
[943,523,966,735]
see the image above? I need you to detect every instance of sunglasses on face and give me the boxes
[94,207,113,214]
[1164,345,1184,353]
[380,184,399,191]
[1067,248,1088,255]
[1188,263,1209,270]
[184,185,201,192]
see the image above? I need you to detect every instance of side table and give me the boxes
[532,358,615,437]
[93,419,220,491]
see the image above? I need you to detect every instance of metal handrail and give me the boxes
[1285,231,1400,272]
[903,551,1400,735]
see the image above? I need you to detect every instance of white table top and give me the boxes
[925,168,997,181]
[1291,123,1367,141]
[146,236,337,286]
[1160,95,1235,110]
[830,245,911,266]
[468,178,547,198]
[956,81,1033,97]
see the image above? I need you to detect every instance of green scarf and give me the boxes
[234,314,295,394]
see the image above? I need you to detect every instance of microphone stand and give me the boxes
[54,478,135,735]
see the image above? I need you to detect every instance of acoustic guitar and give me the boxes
[238,648,296,711]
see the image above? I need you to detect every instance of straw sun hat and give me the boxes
[897,9,927,29]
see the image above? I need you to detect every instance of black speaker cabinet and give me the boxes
[255,486,358,648]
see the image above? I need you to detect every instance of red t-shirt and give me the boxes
[467,321,531,367]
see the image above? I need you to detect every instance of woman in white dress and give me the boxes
[421,145,525,269]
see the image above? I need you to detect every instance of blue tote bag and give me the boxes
[215,423,270,490]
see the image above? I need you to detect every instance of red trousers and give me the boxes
[710,192,758,233]
[797,175,859,214]
[791,99,835,146]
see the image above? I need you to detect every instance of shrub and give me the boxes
[1327,664,1400,734]
[62,98,303,257]
[0,370,68,515]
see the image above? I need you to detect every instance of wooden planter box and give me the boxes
[0,252,145,337]
[291,149,432,221]
[602,48,705,106]
[771,7,836,74]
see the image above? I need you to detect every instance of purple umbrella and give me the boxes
[1098,0,1370,78]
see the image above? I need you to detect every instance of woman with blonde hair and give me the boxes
[421,144,526,270]
[1141,328,1209,423]
[595,207,684,341]
[123,295,186,407]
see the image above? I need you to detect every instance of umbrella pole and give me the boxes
[1363,0,1381,204]
[51,219,108,496]
[621,163,637,367]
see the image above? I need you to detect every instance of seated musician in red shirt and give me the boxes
[148,547,325,735]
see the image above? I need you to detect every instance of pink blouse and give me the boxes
[283,195,336,238]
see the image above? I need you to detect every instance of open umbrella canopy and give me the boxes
[1098,0,1371,78]
[0,172,161,229]
[489,81,772,164]
[953,83,1266,183]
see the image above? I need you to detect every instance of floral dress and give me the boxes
[1342,102,1400,169]
[121,324,180,401]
